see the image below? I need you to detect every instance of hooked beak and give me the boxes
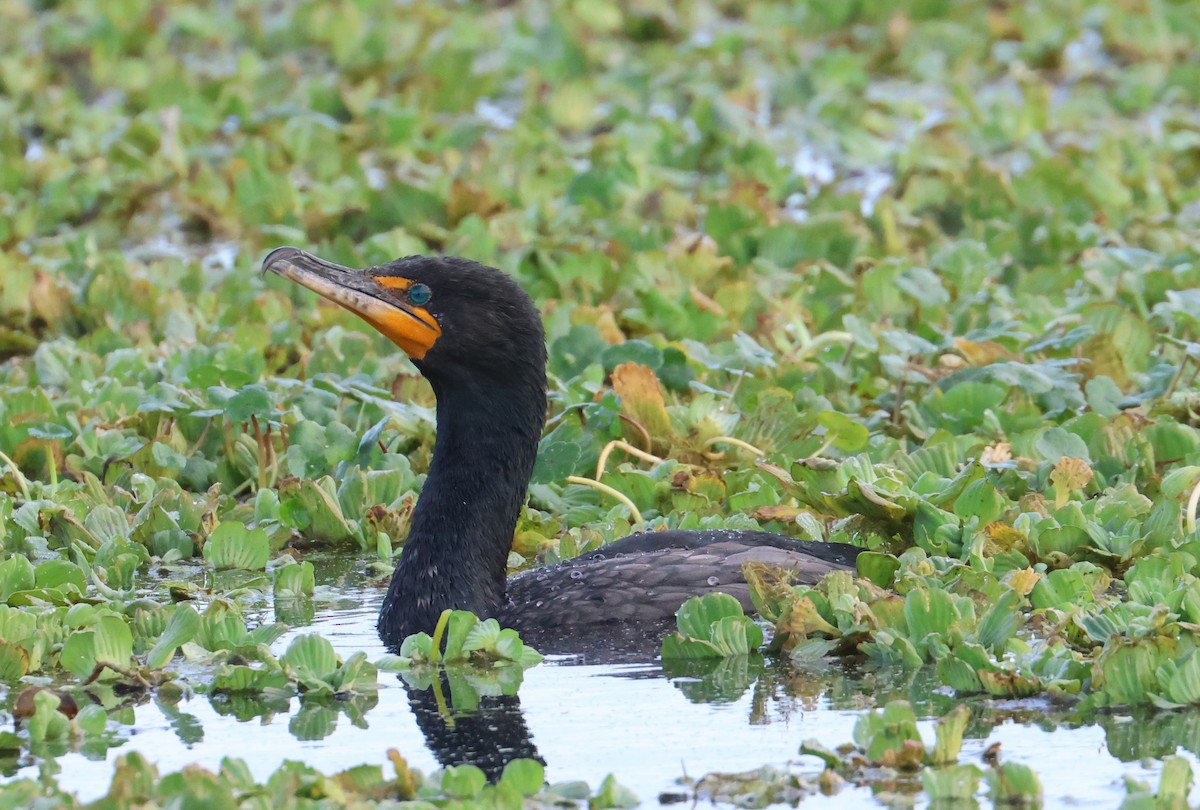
[262,247,441,359]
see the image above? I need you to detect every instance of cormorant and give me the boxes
[263,247,861,655]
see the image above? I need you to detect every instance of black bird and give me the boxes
[263,248,861,656]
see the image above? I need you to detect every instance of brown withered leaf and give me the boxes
[363,494,415,548]
[978,669,1042,698]
[1017,491,1052,518]
[386,749,418,801]
[446,178,504,224]
[673,468,726,501]
[30,270,74,328]
[12,438,64,483]
[610,362,672,453]
[752,505,807,523]
[14,686,76,720]
[880,739,926,772]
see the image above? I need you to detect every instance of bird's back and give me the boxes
[499,531,861,659]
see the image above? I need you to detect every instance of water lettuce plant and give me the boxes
[681,701,1057,807]
[0,749,636,809]
[0,0,1198,804]
[391,609,544,671]
[660,592,764,659]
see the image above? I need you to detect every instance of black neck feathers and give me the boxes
[377,330,547,648]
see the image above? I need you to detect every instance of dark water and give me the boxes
[6,565,1198,807]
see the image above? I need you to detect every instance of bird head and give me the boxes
[262,247,546,389]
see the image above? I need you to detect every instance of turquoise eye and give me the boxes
[407,283,432,306]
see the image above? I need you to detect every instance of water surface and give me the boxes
[6,563,1197,807]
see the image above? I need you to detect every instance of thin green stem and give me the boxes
[430,608,452,666]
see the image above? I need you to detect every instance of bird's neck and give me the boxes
[379,376,546,647]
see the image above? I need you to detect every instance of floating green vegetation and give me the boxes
[382,609,544,712]
[0,749,637,809]
[679,701,1196,808]
[661,592,764,659]
[1,0,1199,804]
[391,609,543,671]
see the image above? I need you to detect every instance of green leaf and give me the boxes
[34,559,87,593]
[0,556,35,601]
[146,604,201,670]
[590,774,639,810]
[1085,376,1124,417]
[709,616,764,656]
[0,640,30,681]
[937,655,982,693]
[675,593,745,638]
[26,690,70,744]
[223,384,272,423]
[59,633,94,680]
[209,664,293,697]
[976,589,1019,652]
[922,764,982,802]
[856,552,900,588]
[853,700,921,763]
[499,759,545,796]
[441,610,479,663]
[663,593,763,659]
[1035,427,1091,464]
[282,634,339,683]
[1030,568,1090,610]
[273,562,316,598]
[1155,756,1193,807]
[953,479,1007,524]
[1097,641,1162,706]
[1159,652,1200,706]
[442,765,487,799]
[930,705,970,765]
[985,762,1043,804]
[93,615,134,670]
[816,411,869,452]
[75,704,108,736]
[903,587,957,640]
[203,522,270,570]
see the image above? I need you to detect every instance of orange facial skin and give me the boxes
[262,247,441,359]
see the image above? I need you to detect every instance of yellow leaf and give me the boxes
[779,596,839,639]
[571,306,625,344]
[984,522,1027,553]
[1050,457,1093,508]
[953,337,1012,366]
[610,362,672,452]
[1007,567,1041,596]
